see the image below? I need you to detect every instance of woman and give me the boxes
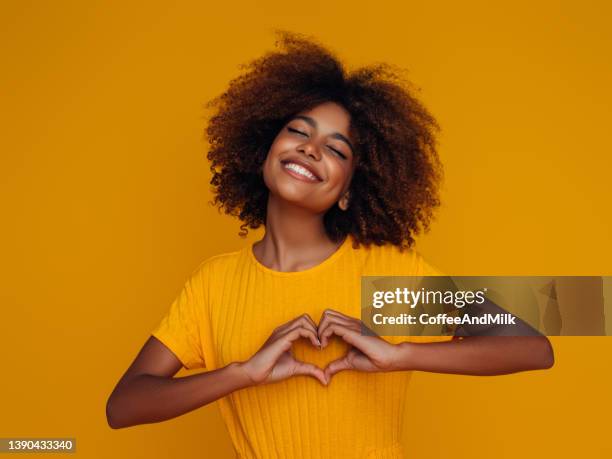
[106,31,554,458]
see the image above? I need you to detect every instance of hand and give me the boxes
[239,314,327,386]
[317,309,401,382]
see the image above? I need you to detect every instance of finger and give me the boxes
[318,316,360,347]
[318,317,346,348]
[324,356,351,381]
[279,321,320,347]
[317,316,361,346]
[319,309,360,332]
[319,308,343,326]
[298,313,318,331]
[319,311,355,329]
[294,360,328,386]
[321,308,358,321]
[274,313,316,336]
[283,325,322,349]
[286,314,317,331]
[266,326,319,360]
[299,315,321,339]
[319,323,366,350]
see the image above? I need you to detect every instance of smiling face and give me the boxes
[262,101,357,214]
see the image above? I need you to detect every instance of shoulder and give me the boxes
[191,248,244,280]
[177,248,244,303]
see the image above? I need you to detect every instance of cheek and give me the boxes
[263,137,284,168]
[271,134,297,152]
[261,153,276,191]
[261,141,290,191]
[326,160,351,188]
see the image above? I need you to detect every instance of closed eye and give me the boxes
[327,146,347,159]
[287,127,307,137]
[288,127,347,159]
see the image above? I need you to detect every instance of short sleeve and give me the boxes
[151,266,207,370]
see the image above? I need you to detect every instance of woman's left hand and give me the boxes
[317,308,401,383]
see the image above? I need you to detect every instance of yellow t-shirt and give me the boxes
[151,235,452,459]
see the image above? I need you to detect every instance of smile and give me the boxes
[281,161,321,183]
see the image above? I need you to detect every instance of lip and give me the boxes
[280,158,323,182]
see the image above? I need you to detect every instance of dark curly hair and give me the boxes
[204,30,443,250]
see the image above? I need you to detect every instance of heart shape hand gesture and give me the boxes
[239,309,402,387]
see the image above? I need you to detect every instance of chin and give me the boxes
[270,188,319,212]
[265,173,330,212]
[277,190,314,207]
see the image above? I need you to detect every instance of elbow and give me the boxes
[536,336,555,370]
[106,397,120,429]
[106,396,127,430]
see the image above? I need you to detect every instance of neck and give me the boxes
[252,194,345,272]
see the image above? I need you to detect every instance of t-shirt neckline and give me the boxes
[247,235,352,277]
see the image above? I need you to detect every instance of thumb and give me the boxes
[294,361,328,386]
[324,356,352,382]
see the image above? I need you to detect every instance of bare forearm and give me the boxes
[106,362,252,429]
[394,336,554,375]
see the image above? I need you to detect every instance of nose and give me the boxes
[297,141,322,161]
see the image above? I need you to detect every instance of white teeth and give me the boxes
[283,162,318,181]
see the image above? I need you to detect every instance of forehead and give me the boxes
[294,102,352,135]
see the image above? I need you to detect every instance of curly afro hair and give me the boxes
[205,30,443,250]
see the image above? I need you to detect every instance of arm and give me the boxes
[106,314,326,429]
[317,309,554,381]
[105,336,252,429]
[392,285,554,375]
[393,335,554,376]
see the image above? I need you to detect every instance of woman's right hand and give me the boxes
[238,314,326,386]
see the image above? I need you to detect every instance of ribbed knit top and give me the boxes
[151,235,451,458]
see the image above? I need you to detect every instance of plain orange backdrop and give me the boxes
[1,1,611,458]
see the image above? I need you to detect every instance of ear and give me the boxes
[338,191,350,211]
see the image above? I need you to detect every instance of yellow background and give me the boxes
[1,1,611,457]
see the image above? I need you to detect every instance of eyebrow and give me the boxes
[292,115,355,153]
